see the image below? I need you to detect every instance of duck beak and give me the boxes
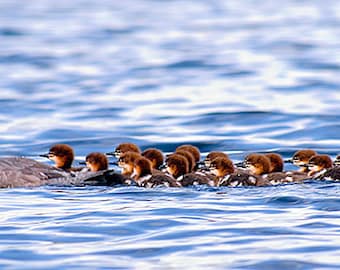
[284,159,293,163]
[106,152,115,156]
[235,162,245,168]
[39,153,49,158]
[195,161,208,170]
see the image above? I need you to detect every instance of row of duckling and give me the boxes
[39,142,340,188]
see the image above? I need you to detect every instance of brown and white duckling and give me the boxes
[288,149,317,173]
[165,154,214,186]
[142,148,164,170]
[244,153,271,175]
[132,157,180,188]
[210,157,267,187]
[175,150,196,172]
[175,144,201,169]
[82,152,129,186]
[204,151,229,168]
[117,151,141,176]
[245,153,309,185]
[306,154,336,179]
[265,153,284,173]
[40,144,83,172]
[106,142,141,159]
[311,154,340,181]
[85,152,109,172]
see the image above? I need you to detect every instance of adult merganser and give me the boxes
[106,142,141,159]
[40,144,83,172]
[0,155,110,188]
[132,156,180,188]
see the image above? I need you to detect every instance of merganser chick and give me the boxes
[289,149,317,173]
[311,154,340,181]
[85,152,108,172]
[142,148,164,170]
[84,152,130,186]
[40,144,83,172]
[265,153,283,172]
[209,157,267,187]
[204,151,229,168]
[175,144,201,169]
[106,142,141,159]
[132,157,180,188]
[175,150,196,172]
[117,151,141,176]
[244,153,271,175]
[307,154,333,177]
[246,153,309,185]
[165,154,214,186]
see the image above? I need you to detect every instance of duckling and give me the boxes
[132,156,180,188]
[175,144,201,169]
[244,153,271,175]
[245,153,309,185]
[165,154,214,186]
[288,149,317,173]
[312,154,340,181]
[117,151,141,176]
[142,148,164,171]
[106,142,141,159]
[85,152,108,172]
[210,157,267,187]
[40,144,83,172]
[83,152,131,186]
[265,153,284,173]
[204,151,229,168]
[175,150,196,172]
[306,154,335,179]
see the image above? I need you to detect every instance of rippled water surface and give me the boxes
[0,0,339,269]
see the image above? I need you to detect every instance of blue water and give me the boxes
[0,0,339,269]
